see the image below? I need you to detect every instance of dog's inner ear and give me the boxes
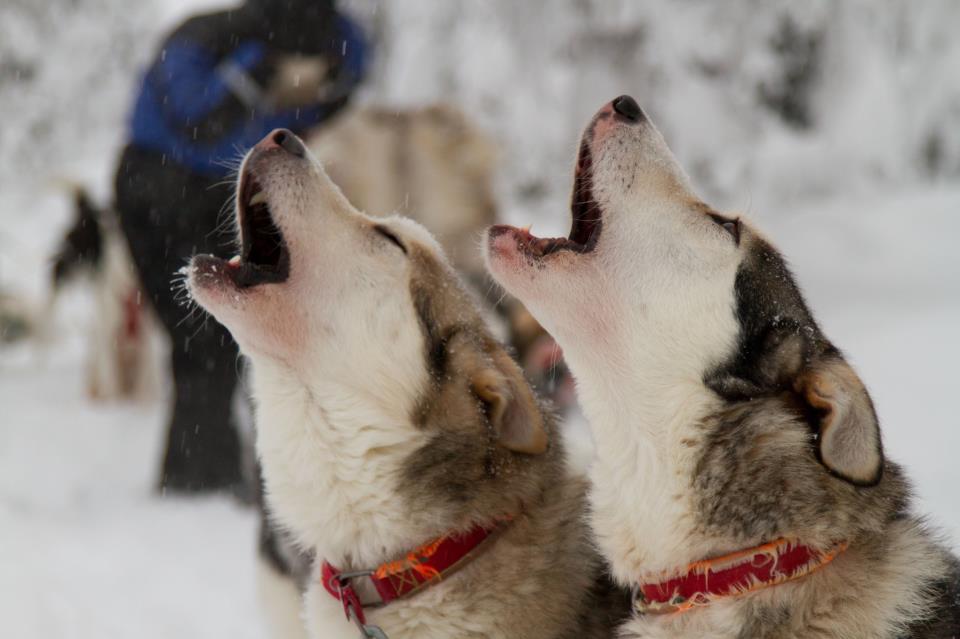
[470,350,548,455]
[796,357,883,486]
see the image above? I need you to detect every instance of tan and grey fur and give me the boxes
[484,96,960,638]
[187,130,629,638]
[48,187,157,401]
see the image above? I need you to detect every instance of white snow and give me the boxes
[1,1,958,636]
[0,336,266,638]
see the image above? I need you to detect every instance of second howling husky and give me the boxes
[186,130,629,638]
[485,95,960,638]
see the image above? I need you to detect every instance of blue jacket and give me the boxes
[129,14,368,176]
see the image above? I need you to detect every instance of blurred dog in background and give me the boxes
[48,187,155,401]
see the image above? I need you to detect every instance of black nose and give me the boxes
[272,129,305,158]
[612,95,644,122]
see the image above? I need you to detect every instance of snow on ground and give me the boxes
[0,337,266,638]
[1,1,959,636]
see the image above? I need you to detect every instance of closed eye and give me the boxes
[708,213,740,245]
[374,225,407,254]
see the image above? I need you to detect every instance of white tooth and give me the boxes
[228,255,241,266]
[249,191,267,206]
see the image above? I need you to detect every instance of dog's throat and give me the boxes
[632,538,848,615]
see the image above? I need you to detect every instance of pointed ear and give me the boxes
[470,351,548,455]
[796,357,883,486]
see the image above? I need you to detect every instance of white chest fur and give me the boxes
[579,374,722,584]
[252,362,430,569]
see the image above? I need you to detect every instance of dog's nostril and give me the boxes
[272,128,305,158]
[612,95,644,122]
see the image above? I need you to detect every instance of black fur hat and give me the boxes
[243,0,339,54]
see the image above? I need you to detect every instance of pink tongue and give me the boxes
[227,256,242,269]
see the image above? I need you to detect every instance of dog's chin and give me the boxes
[187,264,305,363]
[187,254,291,329]
[187,255,246,309]
[483,212,601,292]
[188,252,291,295]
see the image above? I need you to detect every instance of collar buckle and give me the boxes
[321,519,512,638]
[328,569,389,639]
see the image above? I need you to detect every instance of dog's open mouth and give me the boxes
[190,167,291,290]
[497,139,602,258]
[567,140,602,251]
[227,169,290,287]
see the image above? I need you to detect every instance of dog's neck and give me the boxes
[566,336,725,583]
[251,358,440,568]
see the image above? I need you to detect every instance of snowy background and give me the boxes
[1,0,959,636]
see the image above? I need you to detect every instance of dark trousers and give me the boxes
[115,145,244,494]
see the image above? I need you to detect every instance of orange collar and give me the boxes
[633,538,848,615]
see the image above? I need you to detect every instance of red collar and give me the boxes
[633,538,848,615]
[321,519,510,629]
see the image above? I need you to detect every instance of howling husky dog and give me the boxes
[484,96,960,638]
[186,129,628,639]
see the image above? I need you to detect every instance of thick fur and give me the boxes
[484,97,960,638]
[187,132,629,639]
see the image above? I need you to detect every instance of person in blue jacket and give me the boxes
[115,0,368,495]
